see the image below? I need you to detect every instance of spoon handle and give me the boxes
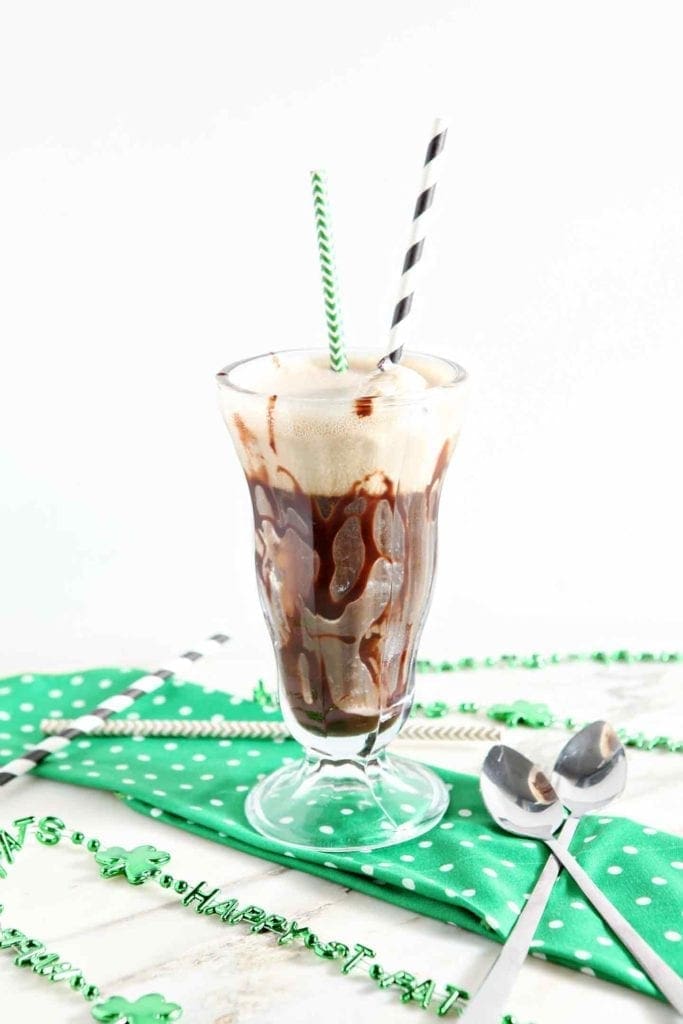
[545,837,683,1014]
[459,816,580,1024]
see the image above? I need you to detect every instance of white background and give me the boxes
[2,0,683,673]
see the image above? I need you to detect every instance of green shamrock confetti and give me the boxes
[91,993,182,1024]
[486,699,554,728]
[252,677,278,710]
[94,844,170,885]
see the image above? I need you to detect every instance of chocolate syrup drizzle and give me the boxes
[240,408,453,741]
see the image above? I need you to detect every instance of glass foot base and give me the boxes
[245,752,449,852]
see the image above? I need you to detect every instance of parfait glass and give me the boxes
[217,349,466,851]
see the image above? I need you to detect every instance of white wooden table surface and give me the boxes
[0,647,681,1024]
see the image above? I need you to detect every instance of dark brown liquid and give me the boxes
[247,455,449,740]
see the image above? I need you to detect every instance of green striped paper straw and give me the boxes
[310,170,348,373]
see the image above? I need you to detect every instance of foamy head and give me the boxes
[217,350,467,495]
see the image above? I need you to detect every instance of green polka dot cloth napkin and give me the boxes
[0,668,681,1003]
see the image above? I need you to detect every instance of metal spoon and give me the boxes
[478,744,683,1015]
[462,722,626,1024]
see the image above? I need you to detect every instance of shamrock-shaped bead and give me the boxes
[95,845,170,885]
[486,699,554,728]
[423,700,449,719]
[91,993,182,1023]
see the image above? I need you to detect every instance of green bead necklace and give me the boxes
[410,697,682,754]
[416,648,683,671]
[253,647,683,754]
[0,816,181,1023]
[414,647,683,753]
[0,814,530,1024]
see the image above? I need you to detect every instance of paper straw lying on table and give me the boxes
[38,718,501,743]
[0,633,231,788]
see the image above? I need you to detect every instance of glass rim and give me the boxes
[216,347,467,406]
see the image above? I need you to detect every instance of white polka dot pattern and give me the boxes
[0,661,681,1005]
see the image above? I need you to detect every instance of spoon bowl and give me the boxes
[552,720,627,815]
[480,745,565,840]
[477,735,683,1016]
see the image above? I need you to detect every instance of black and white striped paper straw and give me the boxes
[0,633,230,788]
[380,117,448,368]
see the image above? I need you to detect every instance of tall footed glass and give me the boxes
[217,349,466,851]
